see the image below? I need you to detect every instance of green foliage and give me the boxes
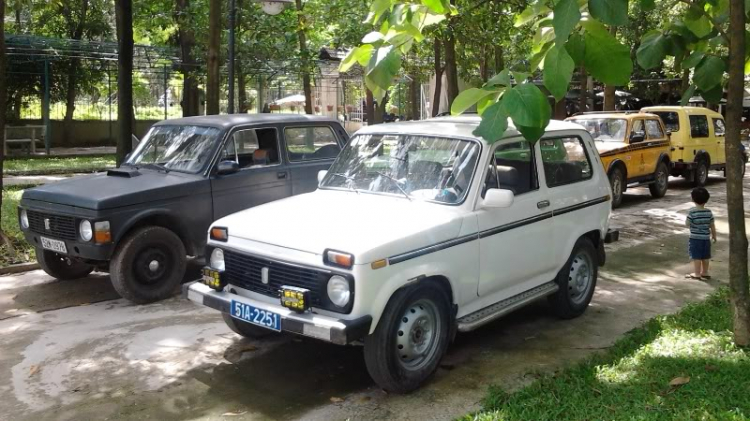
[694,55,726,91]
[552,0,581,43]
[588,0,629,26]
[543,45,575,102]
[636,30,669,70]
[451,88,499,116]
[583,27,633,86]
[472,102,508,142]
[1,188,35,267]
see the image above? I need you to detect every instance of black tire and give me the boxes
[363,284,451,393]
[222,312,274,338]
[609,167,625,209]
[649,161,669,198]
[694,159,709,187]
[37,248,93,280]
[110,226,186,304]
[548,238,598,319]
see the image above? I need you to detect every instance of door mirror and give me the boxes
[216,160,239,175]
[666,129,672,138]
[317,170,328,183]
[483,188,515,208]
[630,131,645,143]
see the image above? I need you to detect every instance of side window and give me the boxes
[713,118,726,137]
[285,126,342,162]
[540,137,593,187]
[631,120,645,142]
[689,115,709,138]
[645,119,665,139]
[484,140,538,197]
[221,128,280,169]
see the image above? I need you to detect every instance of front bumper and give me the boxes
[22,231,113,261]
[183,281,372,345]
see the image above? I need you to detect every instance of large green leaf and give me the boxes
[588,0,629,26]
[637,30,668,70]
[683,51,705,69]
[544,45,575,102]
[584,29,633,85]
[694,55,725,90]
[530,41,554,70]
[477,90,505,115]
[516,125,547,142]
[701,84,724,103]
[340,45,374,72]
[451,88,498,115]
[501,84,551,130]
[553,0,581,43]
[473,101,509,143]
[515,2,552,27]
[684,15,712,38]
[366,0,392,24]
[640,0,656,11]
[421,0,445,14]
[367,46,403,91]
[680,84,696,106]
[566,32,586,66]
[362,31,385,44]
[487,69,512,87]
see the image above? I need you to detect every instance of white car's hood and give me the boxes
[215,189,466,264]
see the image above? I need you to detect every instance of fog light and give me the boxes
[80,220,93,241]
[280,286,310,312]
[202,267,225,291]
[210,248,225,271]
[327,275,350,307]
[20,209,29,229]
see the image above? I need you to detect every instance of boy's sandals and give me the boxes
[701,274,712,280]
[685,274,702,280]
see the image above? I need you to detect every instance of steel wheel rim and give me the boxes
[568,251,593,305]
[395,299,441,371]
[612,176,622,202]
[656,168,667,191]
[698,165,708,183]
[134,247,169,285]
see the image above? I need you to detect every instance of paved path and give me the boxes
[0,172,747,421]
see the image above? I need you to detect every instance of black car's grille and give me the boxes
[27,210,77,241]
[223,249,325,305]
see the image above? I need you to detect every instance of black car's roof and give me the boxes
[153,113,338,130]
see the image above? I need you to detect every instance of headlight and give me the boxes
[20,209,29,229]
[327,275,350,307]
[79,220,93,241]
[210,248,225,271]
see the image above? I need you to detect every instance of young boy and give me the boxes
[685,187,717,279]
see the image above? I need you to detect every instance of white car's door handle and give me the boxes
[537,200,550,209]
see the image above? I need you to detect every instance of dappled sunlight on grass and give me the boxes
[462,289,750,421]
[4,155,116,175]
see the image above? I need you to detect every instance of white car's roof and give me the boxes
[356,116,584,142]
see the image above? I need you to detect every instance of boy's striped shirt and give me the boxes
[686,207,714,240]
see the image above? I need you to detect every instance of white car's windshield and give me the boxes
[320,133,480,204]
[125,125,221,173]
[573,118,628,142]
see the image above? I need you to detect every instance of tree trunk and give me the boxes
[603,85,616,111]
[115,0,134,166]
[480,46,489,82]
[12,93,22,121]
[0,0,15,255]
[176,0,199,116]
[365,89,374,124]
[578,66,588,113]
[374,92,389,124]
[206,0,221,115]
[63,59,79,145]
[236,0,247,113]
[681,68,690,96]
[726,0,750,346]
[444,31,459,106]
[295,0,313,115]
[432,38,443,117]
[494,46,505,74]
[409,75,419,120]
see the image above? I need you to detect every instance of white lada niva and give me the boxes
[185,116,618,393]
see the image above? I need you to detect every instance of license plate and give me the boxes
[40,236,67,254]
[230,300,281,331]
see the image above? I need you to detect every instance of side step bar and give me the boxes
[456,281,559,333]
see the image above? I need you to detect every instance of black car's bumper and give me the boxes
[183,281,372,345]
[22,230,113,261]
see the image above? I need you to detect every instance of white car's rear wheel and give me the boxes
[548,238,598,319]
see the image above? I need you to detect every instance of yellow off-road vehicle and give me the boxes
[567,112,671,208]
[642,106,733,185]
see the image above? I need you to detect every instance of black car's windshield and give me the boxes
[125,125,221,173]
[320,133,480,204]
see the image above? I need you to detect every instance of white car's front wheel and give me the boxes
[363,284,451,393]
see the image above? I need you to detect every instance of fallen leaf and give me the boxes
[669,376,690,387]
[222,411,248,416]
[28,365,40,377]
[330,397,345,403]
[592,387,602,396]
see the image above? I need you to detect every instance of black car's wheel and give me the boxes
[37,249,93,280]
[694,159,709,187]
[363,283,451,393]
[222,312,274,339]
[609,167,625,209]
[548,238,598,319]
[110,226,186,304]
[649,161,669,198]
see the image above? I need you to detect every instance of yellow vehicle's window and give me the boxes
[652,112,680,132]
[712,118,726,137]
[645,120,665,139]
[574,118,627,142]
[689,115,710,138]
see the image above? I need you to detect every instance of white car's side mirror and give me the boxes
[317,170,328,184]
[483,189,515,208]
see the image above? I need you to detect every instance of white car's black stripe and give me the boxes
[387,196,610,265]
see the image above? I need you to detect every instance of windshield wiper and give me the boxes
[140,162,170,173]
[374,171,411,201]
[327,172,359,194]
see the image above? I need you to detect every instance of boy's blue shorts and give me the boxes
[689,238,711,260]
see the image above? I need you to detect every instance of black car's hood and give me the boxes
[22,168,210,210]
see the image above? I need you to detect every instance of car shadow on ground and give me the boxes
[618,176,726,209]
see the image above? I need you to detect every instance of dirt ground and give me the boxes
[0,173,747,421]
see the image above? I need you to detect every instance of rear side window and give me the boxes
[645,120,665,139]
[540,137,593,187]
[652,112,679,132]
[285,126,341,162]
[689,115,710,138]
[713,118,726,137]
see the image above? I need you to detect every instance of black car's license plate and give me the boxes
[230,300,281,331]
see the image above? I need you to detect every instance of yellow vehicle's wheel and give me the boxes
[609,167,625,208]
[694,159,709,187]
[649,162,669,198]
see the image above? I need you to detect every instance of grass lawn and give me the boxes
[0,186,35,266]
[463,289,750,421]
[4,155,116,176]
